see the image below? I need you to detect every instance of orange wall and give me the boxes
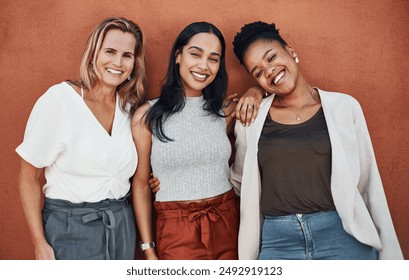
[1,0,408,259]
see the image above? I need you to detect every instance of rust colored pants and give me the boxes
[154,188,239,260]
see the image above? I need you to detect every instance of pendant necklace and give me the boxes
[278,88,315,121]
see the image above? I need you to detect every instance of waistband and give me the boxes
[154,188,236,212]
[264,209,337,221]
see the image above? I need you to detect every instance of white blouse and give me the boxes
[16,82,137,203]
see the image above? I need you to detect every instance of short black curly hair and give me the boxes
[232,21,287,65]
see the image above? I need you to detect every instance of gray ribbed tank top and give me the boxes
[149,96,232,201]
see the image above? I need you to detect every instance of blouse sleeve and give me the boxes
[352,98,403,259]
[16,88,66,168]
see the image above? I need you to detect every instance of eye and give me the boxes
[105,49,115,55]
[255,70,263,79]
[190,52,200,57]
[209,57,219,63]
[123,53,134,60]
[268,54,276,62]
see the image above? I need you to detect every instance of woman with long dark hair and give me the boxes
[132,22,257,260]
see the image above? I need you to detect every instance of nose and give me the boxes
[265,65,275,78]
[113,54,123,67]
[197,58,208,72]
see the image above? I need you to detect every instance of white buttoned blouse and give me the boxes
[16,82,137,203]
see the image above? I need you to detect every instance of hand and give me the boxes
[148,174,160,194]
[223,93,239,112]
[34,240,55,260]
[144,248,158,260]
[234,86,264,126]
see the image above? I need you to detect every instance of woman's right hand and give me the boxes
[144,248,158,260]
[34,240,55,260]
[148,174,160,194]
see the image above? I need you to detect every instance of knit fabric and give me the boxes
[149,96,232,201]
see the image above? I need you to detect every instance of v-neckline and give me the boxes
[65,82,118,138]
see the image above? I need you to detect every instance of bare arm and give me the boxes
[131,104,158,260]
[18,159,55,260]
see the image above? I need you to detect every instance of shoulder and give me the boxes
[34,82,74,109]
[260,95,274,109]
[147,98,159,106]
[132,102,151,125]
[318,88,361,108]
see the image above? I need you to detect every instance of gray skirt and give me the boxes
[42,194,136,260]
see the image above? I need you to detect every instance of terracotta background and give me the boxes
[1,0,408,259]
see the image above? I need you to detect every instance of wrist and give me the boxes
[139,241,155,252]
[143,247,158,259]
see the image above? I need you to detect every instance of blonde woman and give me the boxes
[16,17,146,260]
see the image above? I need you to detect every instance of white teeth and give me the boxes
[274,71,285,84]
[106,68,122,75]
[192,72,207,79]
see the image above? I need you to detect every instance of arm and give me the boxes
[352,99,403,259]
[131,104,158,260]
[18,159,55,260]
[229,121,247,196]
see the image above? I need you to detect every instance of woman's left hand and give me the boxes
[234,86,264,126]
[148,174,160,195]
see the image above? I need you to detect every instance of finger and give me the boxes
[234,98,245,123]
[229,92,239,99]
[152,186,160,194]
[244,103,255,126]
[251,104,259,123]
[239,96,251,125]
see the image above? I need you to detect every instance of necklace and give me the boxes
[278,88,315,121]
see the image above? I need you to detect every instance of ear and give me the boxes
[285,45,297,58]
[175,50,181,64]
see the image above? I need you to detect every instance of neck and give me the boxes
[89,83,117,102]
[184,90,202,97]
[278,79,313,107]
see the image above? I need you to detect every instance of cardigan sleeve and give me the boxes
[352,98,403,259]
[230,122,247,196]
[16,88,66,168]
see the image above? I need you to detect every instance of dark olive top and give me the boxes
[258,107,335,216]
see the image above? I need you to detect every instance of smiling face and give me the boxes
[94,29,136,89]
[175,32,222,97]
[243,39,299,96]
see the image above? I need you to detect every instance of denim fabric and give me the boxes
[42,195,136,260]
[258,210,378,260]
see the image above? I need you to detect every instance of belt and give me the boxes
[44,196,128,260]
[157,200,233,250]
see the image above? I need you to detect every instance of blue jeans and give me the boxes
[258,210,378,260]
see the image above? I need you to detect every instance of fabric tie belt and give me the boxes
[43,196,128,260]
[157,202,232,249]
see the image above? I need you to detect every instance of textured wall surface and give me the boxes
[1,0,408,259]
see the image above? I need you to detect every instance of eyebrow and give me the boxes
[250,48,273,75]
[188,46,221,57]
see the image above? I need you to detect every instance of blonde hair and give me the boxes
[70,17,146,115]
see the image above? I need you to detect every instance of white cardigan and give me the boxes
[230,89,403,260]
